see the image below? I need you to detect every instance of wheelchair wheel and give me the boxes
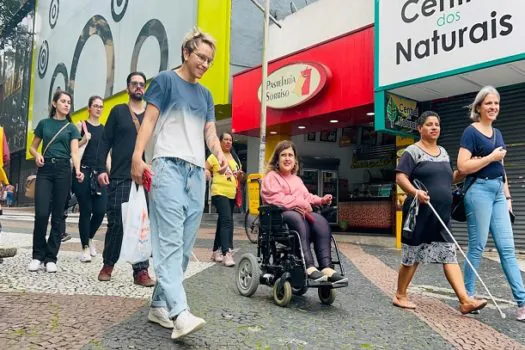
[236,253,261,297]
[273,278,292,307]
[244,212,259,244]
[318,287,336,305]
[292,285,308,296]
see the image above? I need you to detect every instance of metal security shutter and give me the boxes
[431,84,525,250]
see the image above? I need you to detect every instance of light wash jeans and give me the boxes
[464,177,525,307]
[149,157,205,318]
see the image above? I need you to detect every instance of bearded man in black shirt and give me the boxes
[96,72,154,287]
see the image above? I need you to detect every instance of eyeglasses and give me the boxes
[130,81,145,88]
[91,104,104,109]
[192,51,213,66]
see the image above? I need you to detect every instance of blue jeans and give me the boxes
[464,177,525,306]
[149,157,205,318]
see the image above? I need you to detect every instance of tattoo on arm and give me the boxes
[204,122,221,156]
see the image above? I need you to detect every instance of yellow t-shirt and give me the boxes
[207,154,240,199]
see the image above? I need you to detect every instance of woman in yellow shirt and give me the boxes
[205,132,243,267]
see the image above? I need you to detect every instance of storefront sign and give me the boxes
[384,92,419,135]
[257,62,330,109]
[376,0,525,88]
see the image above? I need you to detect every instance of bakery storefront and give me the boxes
[375,0,525,248]
[233,25,398,233]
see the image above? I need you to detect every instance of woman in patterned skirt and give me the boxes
[393,111,487,314]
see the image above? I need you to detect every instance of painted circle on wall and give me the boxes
[111,0,129,22]
[38,41,49,78]
[49,0,59,29]
[48,62,69,105]
[130,19,169,73]
[68,15,115,111]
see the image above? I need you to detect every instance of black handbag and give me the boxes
[451,179,475,222]
[90,170,102,196]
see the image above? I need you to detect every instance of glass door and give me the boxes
[302,169,319,195]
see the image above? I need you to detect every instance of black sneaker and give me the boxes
[61,232,72,242]
[328,272,348,284]
[308,270,328,282]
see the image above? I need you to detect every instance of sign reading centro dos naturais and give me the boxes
[385,92,419,135]
[377,0,525,88]
[257,62,330,109]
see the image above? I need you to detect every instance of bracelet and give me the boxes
[506,196,512,200]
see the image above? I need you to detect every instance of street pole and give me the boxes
[258,0,270,174]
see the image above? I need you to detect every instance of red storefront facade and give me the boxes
[232,25,396,233]
[232,25,375,136]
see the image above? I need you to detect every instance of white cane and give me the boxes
[413,179,506,319]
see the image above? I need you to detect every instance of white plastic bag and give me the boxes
[120,184,151,264]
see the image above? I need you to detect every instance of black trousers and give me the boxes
[282,210,332,269]
[72,166,107,248]
[33,159,72,264]
[212,195,235,254]
[103,179,149,274]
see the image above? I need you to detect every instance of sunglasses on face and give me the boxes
[130,81,145,88]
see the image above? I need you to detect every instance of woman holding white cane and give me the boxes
[393,111,487,314]
[457,86,525,321]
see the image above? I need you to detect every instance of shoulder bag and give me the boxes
[232,151,243,208]
[451,179,475,222]
[25,122,70,199]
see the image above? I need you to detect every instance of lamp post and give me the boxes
[258,0,270,174]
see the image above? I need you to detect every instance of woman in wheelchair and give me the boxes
[261,140,347,283]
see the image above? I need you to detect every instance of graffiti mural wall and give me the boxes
[29,0,198,141]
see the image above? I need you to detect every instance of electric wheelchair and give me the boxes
[236,205,348,307]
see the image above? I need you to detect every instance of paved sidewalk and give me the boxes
[2,224,525,349]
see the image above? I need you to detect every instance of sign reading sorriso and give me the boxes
[377,0,525,88]
[257,62,330,109]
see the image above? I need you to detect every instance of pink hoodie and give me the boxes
[261,171,323,210]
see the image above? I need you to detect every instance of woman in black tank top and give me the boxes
[72,96,108,263]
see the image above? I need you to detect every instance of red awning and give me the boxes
[232,25,374,136]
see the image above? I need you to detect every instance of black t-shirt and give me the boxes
[459,125,505,179]
[97,104,144,180]
[80,121,104,167]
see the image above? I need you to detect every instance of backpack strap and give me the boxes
[128,105,142,133]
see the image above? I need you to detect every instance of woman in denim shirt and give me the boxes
[457,85,525,321]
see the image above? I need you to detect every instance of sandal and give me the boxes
[328,272,348,284]
[308,270,328,282]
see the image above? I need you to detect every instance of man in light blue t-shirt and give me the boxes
[131,28,227,340]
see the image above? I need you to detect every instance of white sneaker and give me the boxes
[80,248,92,263]
[171,310,206,339]
[89,240,97,257]
[46,262,57,273]
[148,307,174,329]
[28,259,43,272]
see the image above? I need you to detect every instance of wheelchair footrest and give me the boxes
[306,279,348,289]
